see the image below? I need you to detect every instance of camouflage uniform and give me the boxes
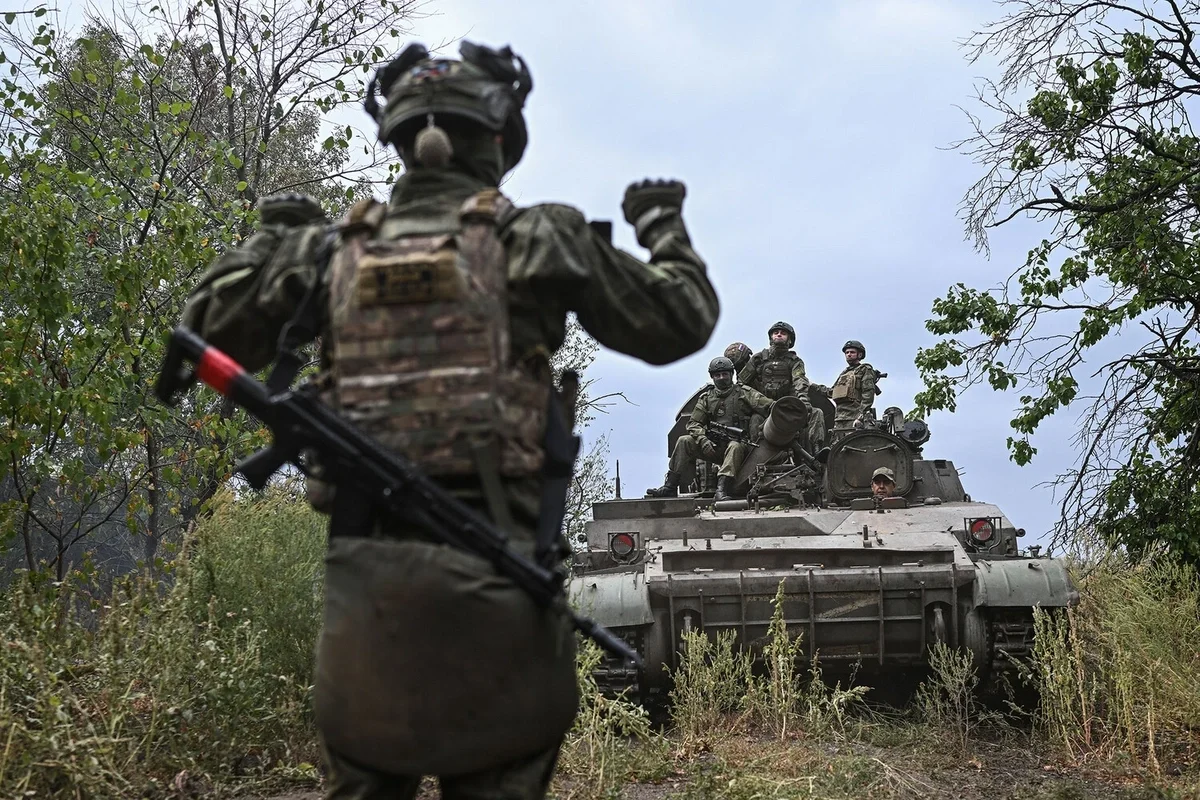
[181,41,718,800]
[669,383,774,479]
[822,339,877,439]
[739,322,823,449]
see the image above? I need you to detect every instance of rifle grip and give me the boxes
[235,445,292,491]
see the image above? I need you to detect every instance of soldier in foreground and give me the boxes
[646,356,773,501]
[178,40,719,800]
[820,339,878,439]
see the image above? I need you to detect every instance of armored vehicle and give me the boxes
[568,386,1078,703]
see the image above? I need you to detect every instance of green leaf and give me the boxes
[222,84,233,99]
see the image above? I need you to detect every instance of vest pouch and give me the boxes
[314,535,579,776]
[831,382,851,401]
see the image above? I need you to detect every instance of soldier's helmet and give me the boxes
[872,466,895,483]
[723,342,752,371]
[708,356,735,375]
[843,339,866,358]
[768,321,796,348]
[364,40,533,173]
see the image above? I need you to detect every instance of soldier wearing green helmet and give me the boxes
[738,321,822,449]
[817,339,879,439]
[646,356,774,502]
[178,39,719,800]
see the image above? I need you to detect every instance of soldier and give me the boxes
[871,466,896,498]
[723,341,752,374]
[646,356,774,502]
[738,321,822,450]
[178,40,719,800]
[822,340,878,439]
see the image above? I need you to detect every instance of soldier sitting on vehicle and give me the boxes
[739,321,824,451]
[646,356,774,501]
[871,467,896,498]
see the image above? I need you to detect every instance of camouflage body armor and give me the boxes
[324,189,548,480]
[747,349,804,400]
[830,362,877,432]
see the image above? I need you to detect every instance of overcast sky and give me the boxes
[40,0,1085,545]
[374,0,1084,545]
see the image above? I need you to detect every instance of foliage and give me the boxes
[557,638,667,800]
[1029,559,1200,772]
[0,488,324,799]
[552,314,622,546]
[916,0,1200,563]
[0,0,414,576]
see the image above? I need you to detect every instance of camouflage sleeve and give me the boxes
[859,365,877,408]
[743,386,775,417]
[180,223,330,373]
[737,356,758,388]
[505,203,719,365]
[685,395,710,440]
[791,357,813,407]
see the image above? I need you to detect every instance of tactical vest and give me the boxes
[323,189,548,478]
[707,387,747,430]
[831,364,866,403]
[753,350,797,400]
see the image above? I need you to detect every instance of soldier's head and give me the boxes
[768,321,795,350]
[708,356,735,392]
[871,467,895,498]
[364,41,532,185]
[843,340,865,365]
[723,342,752,372]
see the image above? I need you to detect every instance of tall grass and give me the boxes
[0,488,326,799]
[1030,559,1200,772]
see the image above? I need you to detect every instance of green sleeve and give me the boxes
[738,356,758,389]
[180,223,329,373]
[505,203,719,365]
[791,356,812,405]
[685,395,710,440]
[743,386,775,417]
[859,365,877,408]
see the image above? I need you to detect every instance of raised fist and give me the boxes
[622,178,686,225]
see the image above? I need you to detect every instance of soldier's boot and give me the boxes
[714,475,733,502]
[645,471,680,498]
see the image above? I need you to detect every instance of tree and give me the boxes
[915,0,1200,565]
[0,0,415,578]
[551,314,625,546]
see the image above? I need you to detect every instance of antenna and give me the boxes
[614,459,622,499]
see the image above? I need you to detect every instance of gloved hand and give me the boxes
[622,179,686,226]
[699,438,717,460]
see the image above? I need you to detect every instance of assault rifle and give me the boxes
[154,326,641,668]
[705,421,749,445]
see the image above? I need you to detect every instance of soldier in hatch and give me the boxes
[179,39,719,800]
[739,321,824,450]
[646,356,774,502]
[872,466,896,498]
[819,339,878,439]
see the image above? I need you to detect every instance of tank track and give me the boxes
[590,628,670,723]
[981,608,1038,695]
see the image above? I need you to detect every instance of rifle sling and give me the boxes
[535,385,580,569]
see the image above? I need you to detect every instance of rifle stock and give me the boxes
[155,326,642,668]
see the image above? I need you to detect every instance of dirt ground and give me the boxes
[251,735,1191,800]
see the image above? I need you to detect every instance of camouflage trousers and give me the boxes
[320,737,563,800]
[833,402,865,433]
[668,434,749,478]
